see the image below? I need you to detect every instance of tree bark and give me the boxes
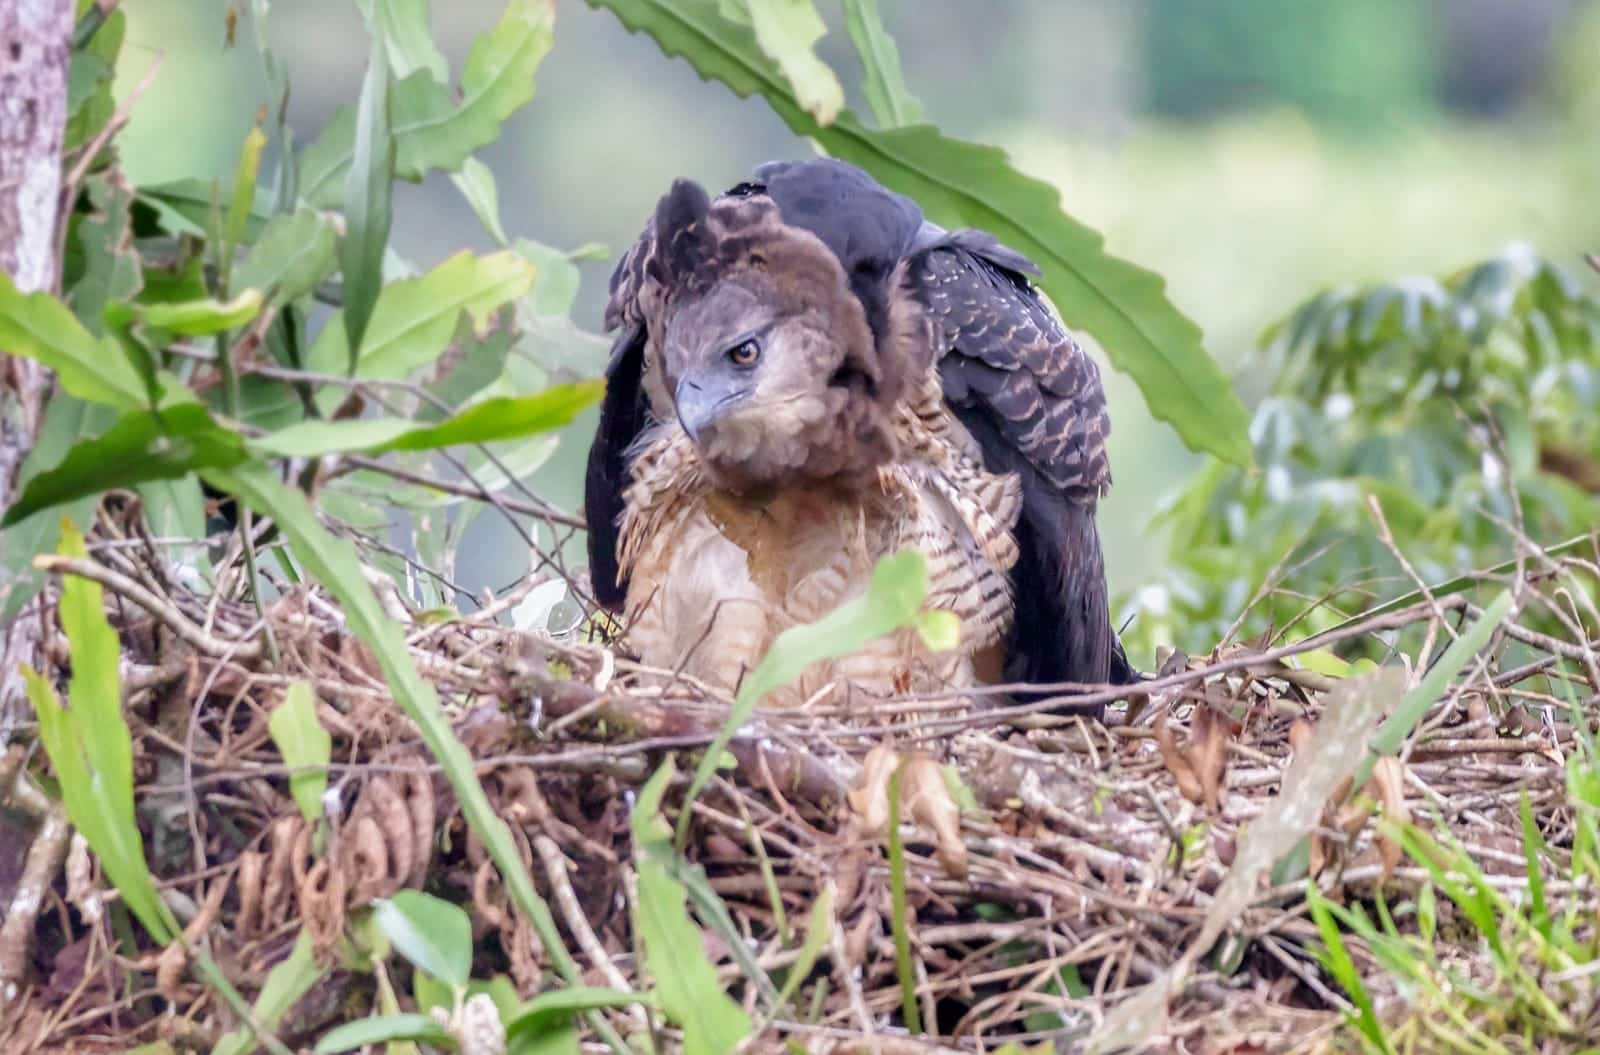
[0,0,72,511]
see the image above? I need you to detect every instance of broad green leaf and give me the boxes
[2,404,248,528]
[214,930,325,1055]
[632,759,753,1055]
[250,382,600,459]
[235,209,338,307]
[0,396,117,619]
[676,549,935,846]
[25,519,176,944]
[312,1014,451,1054]
[372,891,472,989]
[585,0,1252,467]
[207,462,605,1033]
[299,0,555,207]
[841,0,922,128]
[307,249,536,384]
[68,171,143,335]
[268,682,332,823]
[130,289,264,337]
[744,0,842,125]
[0,272,150,409]
[342,37,397,366]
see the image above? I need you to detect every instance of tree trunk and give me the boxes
[0,0,72,512]
[0,0,72,733]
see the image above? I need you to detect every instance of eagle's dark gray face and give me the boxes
[651,195,895,494]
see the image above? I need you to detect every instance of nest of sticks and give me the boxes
[1,497,1596,1054]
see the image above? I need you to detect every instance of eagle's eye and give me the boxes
[726,338,761,368]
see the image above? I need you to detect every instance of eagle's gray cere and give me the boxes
[585,158,1132,710]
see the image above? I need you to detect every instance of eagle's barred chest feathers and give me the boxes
[586,158,1133,714]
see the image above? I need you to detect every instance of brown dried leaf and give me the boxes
[1156,712,1203,803]
[902,757,967,878]
[1371,756,1410,881]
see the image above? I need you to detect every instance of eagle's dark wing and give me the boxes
[907,229,1134,689]
[584,231,653,610]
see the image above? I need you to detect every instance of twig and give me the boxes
[32,555,264,662]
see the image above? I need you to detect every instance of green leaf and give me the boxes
[676,549,934,847]
[131,289,265,337]
[512,239,581,316]
[68,171,143,336]
[64,6,124,154]
[422,324,514,416]
[744,0,842,125]
[1356,590,1513,789]
[214,930,325,1055]
[365,0,449,80]
[207,461,609,1038]
[456,156,510,245]
[2,404,247,528]
[140,179,269,242]
[24,519,176,944]
[342,37,397,367]
[224,125,268,262]
[235,209,338,307]
[308,249,536,384]
[312,1014,451,1054]
[774,886,832,1012]
[268,682,332,824]
[1308,887,1390,1052]
[507,987,654,1042]
[0,396,117,619]
[585,0,1252,467]
[0,271,152,410]
[299,0,555,206]
[840,0,921,128]
[250,382,601,459]
[372,891,473,989]
[632,758,754,1055]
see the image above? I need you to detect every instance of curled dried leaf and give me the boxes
[342,814,391,905]
[1372,756,1410,881]
[364,776,414,891]
[65,832,101,926]
[902,756,967,878]
[401,765,437,887]
[236,849,265,938]
[845,743,898,833]
[1156,712,1203,804]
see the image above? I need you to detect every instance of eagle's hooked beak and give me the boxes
[674,373,747,444]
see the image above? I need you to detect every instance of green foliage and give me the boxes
[312,1014,452,1054]
[841,0,923,129]
[266,683,332,824]
[1128,246,1600,660]
[214,931,325,1055]
[738,0,844,124]
[373,891,474,990]
[340,37,395,365]
[585,0,1253,468]
[23,521,177,945]
[632,758,755,1055]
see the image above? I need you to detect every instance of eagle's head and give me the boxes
[642,177,918,495]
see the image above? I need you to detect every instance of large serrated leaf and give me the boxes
[585,0,1252,467]
[298,0,554,207]
[743,0,842,125]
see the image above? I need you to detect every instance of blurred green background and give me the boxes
[110,0,1600,656]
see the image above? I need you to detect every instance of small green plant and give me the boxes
[1128,245,1600,660]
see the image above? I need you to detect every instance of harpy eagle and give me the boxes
[584,158,1133,712]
